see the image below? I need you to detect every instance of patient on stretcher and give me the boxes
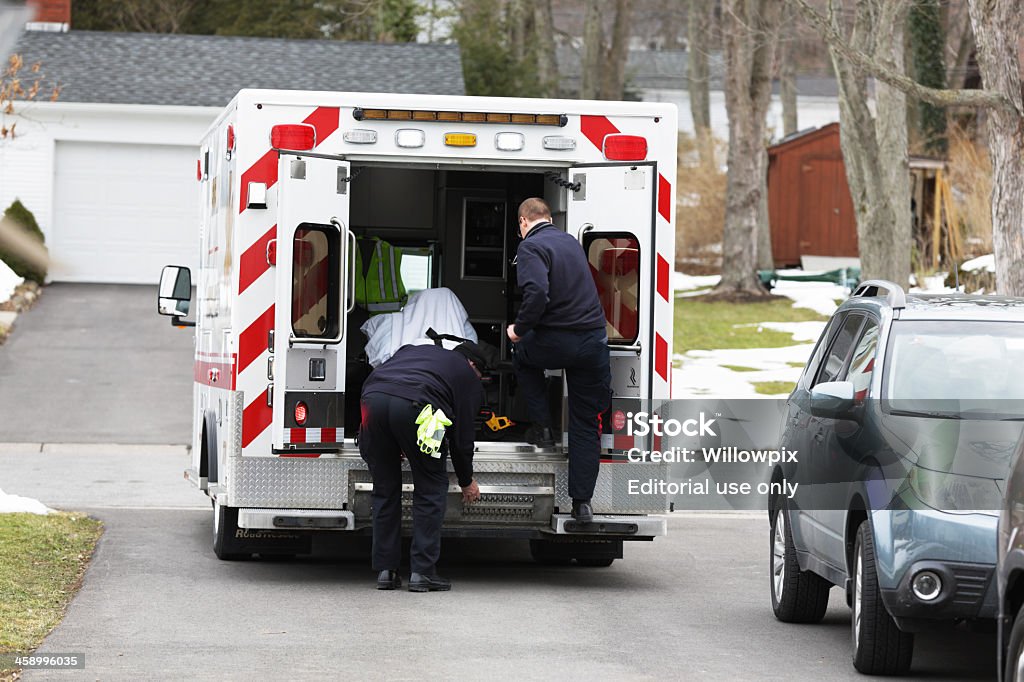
[360,287,478,367]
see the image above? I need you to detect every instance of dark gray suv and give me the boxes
[769,280,1024,675]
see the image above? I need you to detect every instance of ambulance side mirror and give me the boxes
[158,265,195,327]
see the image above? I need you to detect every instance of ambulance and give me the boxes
[157,89,677,566]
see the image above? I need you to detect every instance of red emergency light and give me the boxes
[271,124,316,151]
[295,401,308,426]
[226,124,236,152]
[603,134,648,161]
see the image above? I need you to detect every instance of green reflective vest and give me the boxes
[355,237,406,314]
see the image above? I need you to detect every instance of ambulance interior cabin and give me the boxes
[291,164,640,444]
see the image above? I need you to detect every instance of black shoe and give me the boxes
[376,570,402,590]
[525,425,555,448]
[572,500,594,524]
[409,572,452,592]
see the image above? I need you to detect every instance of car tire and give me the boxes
[770,499,831,623]
[851,521,913,675]
[1004,603,1024,681]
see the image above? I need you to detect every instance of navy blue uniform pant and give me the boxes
[358,393,449,575]
[513,327,611,501]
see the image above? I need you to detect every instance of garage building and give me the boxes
[1,28,465,283]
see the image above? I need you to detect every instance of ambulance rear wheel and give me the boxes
[213,498,248,561]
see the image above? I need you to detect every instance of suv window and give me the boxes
[801,313,845,388]
[813,314,863,386]
[843,317,879,401]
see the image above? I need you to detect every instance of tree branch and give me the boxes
[787,0,1011,111]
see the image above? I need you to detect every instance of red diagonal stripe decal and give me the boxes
[581,115,619,152]
[658,173,671,223]
[657,254,670,302]
[304,106,339,145]
[655,333,668,381]
[238,305,275,374]
[242,389,272,449]
[239,225,277,294]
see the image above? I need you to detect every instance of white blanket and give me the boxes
[362,287,478,367]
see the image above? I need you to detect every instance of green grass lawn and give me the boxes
[752,380,797,395]
[0,513,103,678]
[720,364,760,372]
[674,296,828,355]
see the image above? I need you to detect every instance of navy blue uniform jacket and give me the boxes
[513,222,606,336]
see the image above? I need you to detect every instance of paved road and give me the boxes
[0,284,193,444]
[2,446,996,682]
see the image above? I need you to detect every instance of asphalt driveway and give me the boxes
[0,283,193,444]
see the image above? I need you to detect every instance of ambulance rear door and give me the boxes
[271,152,353,452]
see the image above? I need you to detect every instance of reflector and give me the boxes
[271,124,316,150]
[444,133,477,147]
[603,134,648,161]
[343,129,378,144]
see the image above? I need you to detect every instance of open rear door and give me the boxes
[271,153,352,452]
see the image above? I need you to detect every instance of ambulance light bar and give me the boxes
[271,124,316,150]
[603,134,648,161]
[353,108,567,127]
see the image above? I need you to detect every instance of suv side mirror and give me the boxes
[158,265,195,327]
[810,381,856,419]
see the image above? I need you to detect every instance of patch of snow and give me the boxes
[962,254,995,273]
[757,321,828,343]
[673,344,816,399]
[674,272,720,292]
[0,259,22,304]
[0,487,52,515]
[910,273,956,294]
[771,277,848,317]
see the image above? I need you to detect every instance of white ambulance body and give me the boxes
[163,89,677,564]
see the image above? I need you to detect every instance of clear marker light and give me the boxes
[395,129,425,148]
[343,129,377,144]
[543,135,576,151]
[495,132,525,151]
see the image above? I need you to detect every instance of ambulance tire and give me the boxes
[213,498,249,561]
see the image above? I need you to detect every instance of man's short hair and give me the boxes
[518,197,551,222]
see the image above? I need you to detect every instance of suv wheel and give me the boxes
[770,499,831,622]
[851,521,913,674]
[1004,603,1024,681]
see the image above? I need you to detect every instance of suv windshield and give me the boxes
[885,320,1024,419]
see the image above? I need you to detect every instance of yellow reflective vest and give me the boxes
[355,237,406,314]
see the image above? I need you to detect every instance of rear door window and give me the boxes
[584,233,640,344]
[292,224,340,339]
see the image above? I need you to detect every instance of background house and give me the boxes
[1,9,464,283]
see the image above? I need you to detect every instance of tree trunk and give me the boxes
[581,0,602,99]
[828,0,911,288]
[533,0,559,98]
[779,37,798,136]
[599,0,632,100]
[969,0,1024,295]
[756,149,775,270]
[687,0,714,166]
[714,0,783,298]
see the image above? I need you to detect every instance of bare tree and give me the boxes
[533,0,559,98]
[687,0,714,167]
[778,4,798,137]
[790,0,1024,294]
[599,0,631,100]
[712,0,783,298]
[1,55,61,141]
[578,0,632,101]
[581,0,602,99]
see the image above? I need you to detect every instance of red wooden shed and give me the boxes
[767,123,857,268]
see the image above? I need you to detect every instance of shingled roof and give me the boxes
[11,29,465,106]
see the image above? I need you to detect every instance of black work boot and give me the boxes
[571,499,594,524]
[524,424,555,448]
[409,572,452,592]
[376,570,402,590]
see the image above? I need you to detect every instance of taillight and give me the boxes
[295,401,308,426]
[603,134,648,161]
[271,124,316,150]
[226,124,235,152]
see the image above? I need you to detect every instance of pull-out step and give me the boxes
[550,513,667,537]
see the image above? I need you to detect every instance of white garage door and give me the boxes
[52,141,199,283]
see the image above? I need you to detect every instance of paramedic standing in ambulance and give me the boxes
[507,198,610,524]
[358,341,495,592]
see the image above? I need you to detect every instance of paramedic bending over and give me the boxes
[358,341,496,592]
[506,197,611,524]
